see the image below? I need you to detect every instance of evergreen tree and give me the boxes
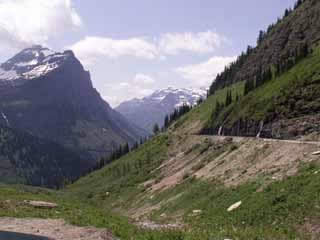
[153,123,160,135]
[225,90,232,106]
[284,8,290,17]
[164,115,169,129]
[257,30,265,45]
[123,142,130,154]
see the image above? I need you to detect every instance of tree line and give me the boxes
[208,0,308,97]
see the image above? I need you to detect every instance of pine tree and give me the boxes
[153,123,160,135]
[164,115,169,129]
[225,90,233,106]
[123,143,130,154]
[257,30,265,45]
[255,66,263,87]
[284,8,290,17]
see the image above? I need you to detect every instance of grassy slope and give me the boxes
[0,183,184,240]
[2,48,320,240]
[68,46,320,239]
[208,46,320,129]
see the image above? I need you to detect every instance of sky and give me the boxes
[0,0,296,107]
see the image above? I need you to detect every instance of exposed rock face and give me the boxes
[116,87,206,133]
[204,115,320,140]
[0,46,147,162]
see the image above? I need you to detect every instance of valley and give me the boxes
[1,0,320,239]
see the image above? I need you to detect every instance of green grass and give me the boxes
[173,81,245,131]
[2,161,320,240]
[144,162,320,240]
[69,133,170,210]
[209,46,320,129]
[0,184,185,240]
[0,133,188,240]
[2,41,320,240]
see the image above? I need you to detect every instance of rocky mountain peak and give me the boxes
[116,87,207,133]
[0,46,77,87]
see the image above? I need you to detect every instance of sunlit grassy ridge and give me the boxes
[205,46,320,130]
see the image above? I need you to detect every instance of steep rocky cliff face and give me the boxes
[0,46,147,163]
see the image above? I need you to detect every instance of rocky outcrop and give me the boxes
[203,115,320,140]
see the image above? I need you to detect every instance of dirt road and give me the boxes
[0,218,115,240]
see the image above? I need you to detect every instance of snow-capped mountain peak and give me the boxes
[116,87,207,133]
[0,45,73,87]
[148,87,207,107]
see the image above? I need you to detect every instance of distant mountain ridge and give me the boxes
[116,87,206,133]
[0,45,147,186]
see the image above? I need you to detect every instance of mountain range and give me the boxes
[0,45,147,186]
[116,87,206,133]
[3,1,320,239]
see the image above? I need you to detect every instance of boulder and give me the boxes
[227,201,242,212]
[24,200,58,209]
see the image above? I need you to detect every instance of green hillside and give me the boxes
[2,27,320,240]
[2,0,320,239]
[62,45,320,239]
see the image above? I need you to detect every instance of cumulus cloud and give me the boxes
[103,83,154,107]
[69,36,159,66]
[69,30,227,66]
[102,74,157,107]
[0,0,81,50]
[133,74,155,85]
[175,56,236,87]
[159,31,226,55]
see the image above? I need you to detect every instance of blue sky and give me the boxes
[0,0,296,106]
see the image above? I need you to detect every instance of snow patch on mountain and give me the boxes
[148,86,207,107]
[0,69,19,81]
[116,87,207,133]
[16,59,38,67]
[0,45,72,85]
[22,62,59,79]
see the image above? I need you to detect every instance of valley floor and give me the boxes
[1,134,320,240]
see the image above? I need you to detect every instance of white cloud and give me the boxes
[159,31,226,55]
[69,36,159,66]
[103,84,154,107]
[133,74,155,85]
[69,30,227,66]
[102,74,157,107]
[0,0,81,50]
[119,82,130,88]
[175,56,236,87]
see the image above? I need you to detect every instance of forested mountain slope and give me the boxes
[0,125,89,188]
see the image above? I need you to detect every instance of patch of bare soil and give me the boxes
[195,136,320,186]
[302,218,320,240]
[150,135,320,192]
[0,218,115,240]
[136,221,183,230]
[130,133,320,219]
